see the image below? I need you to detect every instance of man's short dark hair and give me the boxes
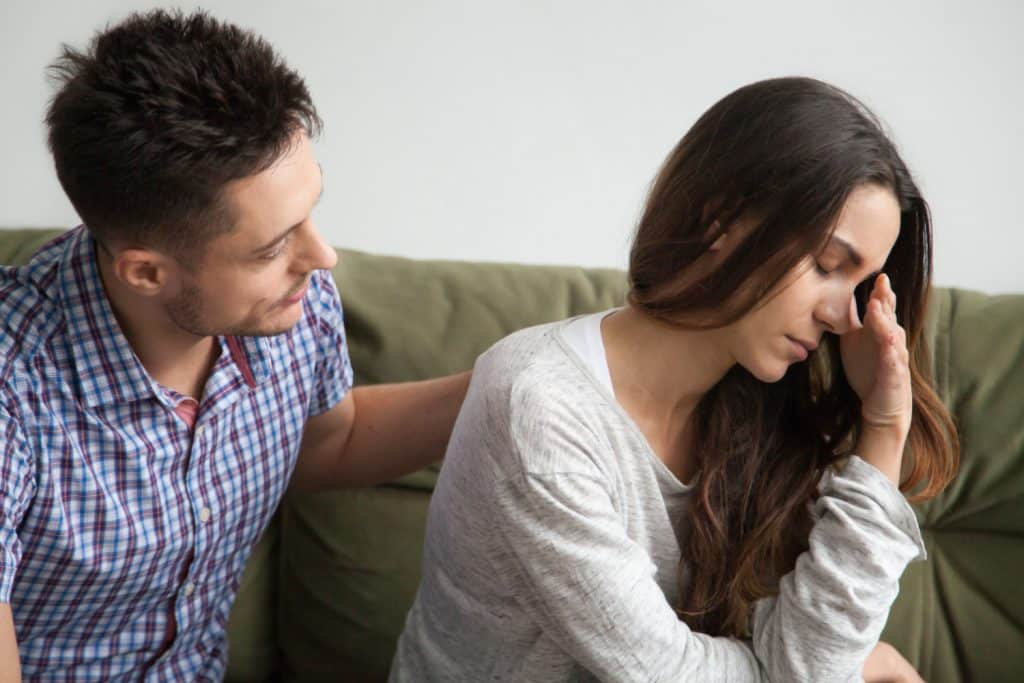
[45,9,322,262]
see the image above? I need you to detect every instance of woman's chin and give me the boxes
[744,358,793,384]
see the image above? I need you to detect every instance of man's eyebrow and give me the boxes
[252,225,299,255]
[830,235,864,268]
[251,168,324,255]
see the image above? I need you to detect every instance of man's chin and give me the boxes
[223,312,303,338]
[232,321,301,338]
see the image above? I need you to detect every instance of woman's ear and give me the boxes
[707,220,726,251]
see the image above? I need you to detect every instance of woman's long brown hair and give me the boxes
[627,77,959,637]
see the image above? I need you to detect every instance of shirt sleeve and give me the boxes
[307,269,354,417]
[498,389,926,683]
[0,401,36,603]
[495,408,767,683]
[750,455,927,683]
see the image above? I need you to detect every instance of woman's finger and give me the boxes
[873,272,887,296]
[869,299,892,340]
[847,289,863,329]
[869,274,894,321]
[884,274,897,314]
[886,335,903,372]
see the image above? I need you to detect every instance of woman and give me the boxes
[391,77,958,682]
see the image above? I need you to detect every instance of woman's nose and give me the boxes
[817,290,860,336]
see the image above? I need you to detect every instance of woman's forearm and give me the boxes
[750,456,925,682]
[855,424,910,487]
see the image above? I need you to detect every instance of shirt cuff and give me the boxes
[0,559,17,604]
[830,455,928,562]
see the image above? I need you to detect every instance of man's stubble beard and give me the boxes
[166,282,293,339]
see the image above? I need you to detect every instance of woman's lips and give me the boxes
[786,335,810,361]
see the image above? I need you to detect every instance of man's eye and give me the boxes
[259,233,294,260]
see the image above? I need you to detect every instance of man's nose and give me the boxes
[296,222,337,272]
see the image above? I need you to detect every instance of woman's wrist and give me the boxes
[855,423,909,487]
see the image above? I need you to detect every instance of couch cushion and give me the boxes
[3,228,1021,681]
[0,228,64,264]
[277,249,628,681]
[224,516,281,682]
[880,288,1024,681]
[281,264,1024,681]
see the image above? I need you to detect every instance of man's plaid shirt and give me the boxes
[0,226,353,680]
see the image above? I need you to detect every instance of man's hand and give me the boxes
[0,604,21,682]
[291,370,472,491]
[863,641,925,683]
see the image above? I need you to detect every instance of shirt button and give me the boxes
[195,424,205,438]
[183,582,195,597]
[199,507,212,523]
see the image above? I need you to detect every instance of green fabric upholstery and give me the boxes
[2,228,1021,683]
[880,289,1024,682]
[278,250,628,681]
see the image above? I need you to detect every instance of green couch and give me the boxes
[2,228,1022,682]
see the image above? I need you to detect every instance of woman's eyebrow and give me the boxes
[831,236,864,268]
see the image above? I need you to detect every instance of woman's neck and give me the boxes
[601,305,736,481]
[603,305,736,416]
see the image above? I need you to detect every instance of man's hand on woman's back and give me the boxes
[0,604,21,683]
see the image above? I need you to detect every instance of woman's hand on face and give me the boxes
[863,641,926,683]
[839,273,913,437]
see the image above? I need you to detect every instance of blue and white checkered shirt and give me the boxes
[0,226,353,680]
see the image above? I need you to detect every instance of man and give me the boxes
[0,10,470,680]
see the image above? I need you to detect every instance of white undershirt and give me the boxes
[560,309,619,394]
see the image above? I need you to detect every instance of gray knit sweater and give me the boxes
[391,320,926,682]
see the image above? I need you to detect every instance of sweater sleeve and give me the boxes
[494,404,767,683]
[498,379,925,683]
[750,455,927,682]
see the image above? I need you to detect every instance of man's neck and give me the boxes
[95,250,220,401]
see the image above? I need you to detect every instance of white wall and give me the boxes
[2,0,1021,293]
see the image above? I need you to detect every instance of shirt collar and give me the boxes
[58,227,274,409]
[58,227,169,408]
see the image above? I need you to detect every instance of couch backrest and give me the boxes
[274,245,1024,682]
[3,229,1022,682]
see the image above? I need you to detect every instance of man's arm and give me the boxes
[291,370,472,491]
[0,605,21,683]
[0,402,30,683]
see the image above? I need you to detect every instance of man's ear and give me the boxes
[111,248,173,296]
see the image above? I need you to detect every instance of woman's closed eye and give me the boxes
[814,261,835,277]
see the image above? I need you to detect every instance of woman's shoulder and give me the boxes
[463,319,624,476]
[474,319,578,390]
[478,319,614,412]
